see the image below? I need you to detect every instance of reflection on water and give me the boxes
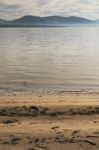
[0,27,99,91]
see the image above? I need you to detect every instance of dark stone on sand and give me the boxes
[10,137,21,145]
[68,138,76,143]
[72,130,80,136]
[55,137,67,143]
[34,138,39,143]
[28,148,35,150]
[86,135,98,138]
[48,112,58,117]
[83,140,97,146]
[9,135,22,145]
[29,106,39,111]
[0,109,8,116]
[95,107,99,114]
[51,126,59,130]
[40,107,49,115]
[35,145,49,150]
[69,109,77,115]
[2,136,21,145]
[2,119,18,124]
[40,110,47,115]
[94,132,99,134]
[29,106,39,116]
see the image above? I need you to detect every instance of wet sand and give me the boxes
[0,91,99,150]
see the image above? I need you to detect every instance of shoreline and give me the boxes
[1,82,99,94]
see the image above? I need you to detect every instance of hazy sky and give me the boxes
[0,0,99,20]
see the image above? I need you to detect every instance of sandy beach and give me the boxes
[0,91,98,150]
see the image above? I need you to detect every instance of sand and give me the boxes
[0,90,99,150]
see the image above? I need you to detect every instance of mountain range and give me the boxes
[0,15,98,27]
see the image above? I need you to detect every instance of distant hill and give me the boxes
[95,19,99,24]
[0,19,7,23]
[0,15,96,27]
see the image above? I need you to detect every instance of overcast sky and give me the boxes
[0,0,99,20]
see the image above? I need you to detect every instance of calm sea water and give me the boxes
[0,27,99,92]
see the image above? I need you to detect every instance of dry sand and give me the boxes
[0,91,99,150]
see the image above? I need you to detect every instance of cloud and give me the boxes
[0,0,99,19]
[0,3,21,11]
